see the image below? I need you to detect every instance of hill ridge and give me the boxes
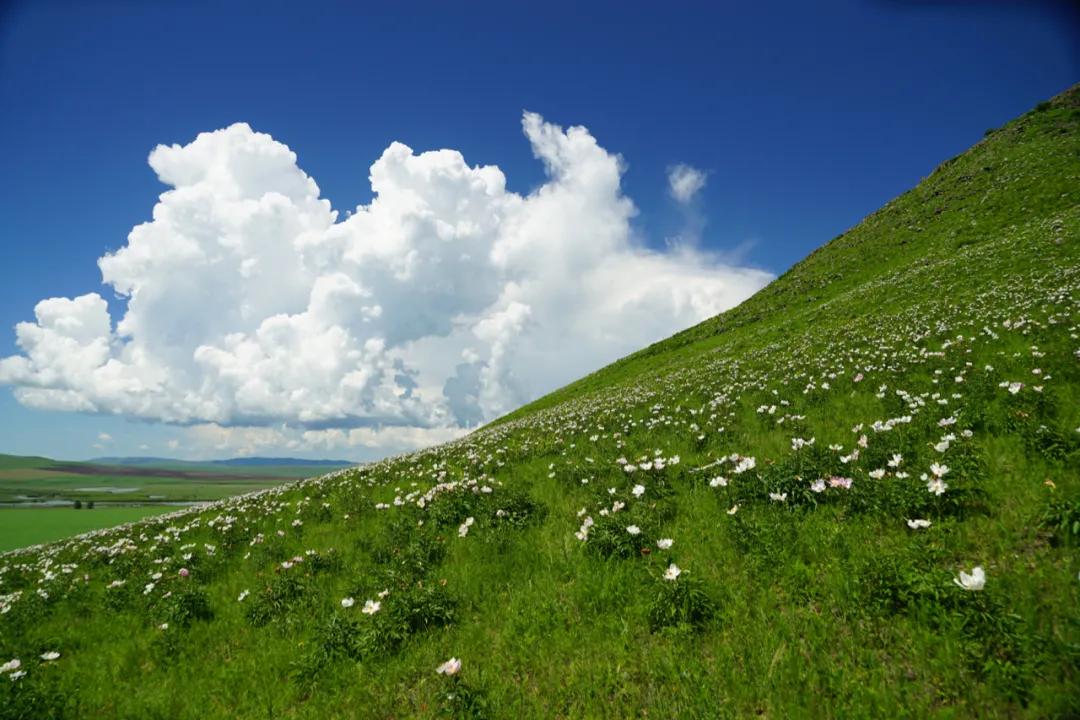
[493,83,1079,424]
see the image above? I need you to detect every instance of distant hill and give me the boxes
[0,453,56,469]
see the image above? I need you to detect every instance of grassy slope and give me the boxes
[500,90,1079,420]
[1,87,1078,719]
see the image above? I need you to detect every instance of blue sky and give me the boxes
[0,0,1076,461]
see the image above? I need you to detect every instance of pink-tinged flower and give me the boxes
[853,373,864,383]
[178,568,189,578]
[436,657,461,676]
[828,476,853,489]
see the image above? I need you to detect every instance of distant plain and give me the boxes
[0,454,350,551]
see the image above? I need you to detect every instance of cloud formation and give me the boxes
[0,115,772,452]
[667,163,708,204]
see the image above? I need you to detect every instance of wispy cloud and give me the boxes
[667,163,708,204]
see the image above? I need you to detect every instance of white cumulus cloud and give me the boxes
[667,163,708,204]
[0,114,772,453]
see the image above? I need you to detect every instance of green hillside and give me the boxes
[0,455,55,471]
[1,86,1078,718]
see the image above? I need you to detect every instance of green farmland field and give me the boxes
[0,506,178,552]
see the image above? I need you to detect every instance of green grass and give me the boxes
[0,85,1078,719]
[0,506,178,553]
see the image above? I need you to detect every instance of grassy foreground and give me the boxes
[1,86,1079,718]
[0,507,177,553]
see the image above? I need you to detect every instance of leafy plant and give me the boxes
[1039,493,1080,546]
[244,572,311,628]
[647,573,716,631]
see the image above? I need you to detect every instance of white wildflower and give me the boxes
[953,566,986,591]
[436,657,462,676]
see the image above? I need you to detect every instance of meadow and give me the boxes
[0,87,1077,718]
